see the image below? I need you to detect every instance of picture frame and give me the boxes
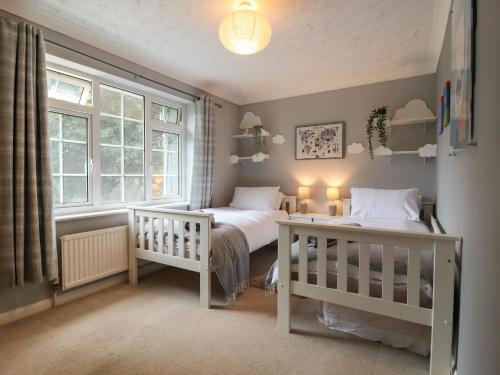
[295,122,344,160]
[450,0,477,150]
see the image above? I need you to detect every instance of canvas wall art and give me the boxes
[295,123,344,159]
[450,0,476,149]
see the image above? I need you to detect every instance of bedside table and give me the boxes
[289,212,343,224]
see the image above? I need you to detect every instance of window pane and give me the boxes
[152,150,164,175]
[152,176,164,198]
[51,140,60,173]
[101,146,122,174]
[101,176,122,202]
[47,69,92,106]
[167,153,178,175]
[166,133,179,152]
[52,176,61,204]
[50,111,89,207]
[124,176,144,202]
[100,85,144,204]
[123,94,144,121]
[151,102,179,124]
[151,130,179,198]
[101,116,122,145]
[124,120,144,147]
[167,176,179,196]
[49,112,60,138]
[124,148,143,174]
[100,86,121,116]
[152,131,164,149]
[63,176,87,203]
[62,142,87,174]
[62,114,87,142]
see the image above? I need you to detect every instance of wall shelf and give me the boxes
[232,134,270,139]
[388,99,437,134]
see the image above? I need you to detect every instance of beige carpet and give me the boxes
[0,262,429,375]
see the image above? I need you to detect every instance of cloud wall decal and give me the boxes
[239,112,263,129]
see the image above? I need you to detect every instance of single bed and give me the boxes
[273,188,459,375]
[128,187,295,307]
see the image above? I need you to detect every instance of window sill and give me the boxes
[55,202,190,222]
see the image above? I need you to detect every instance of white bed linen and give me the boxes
[203,207,288,253]
[317,215,430,233]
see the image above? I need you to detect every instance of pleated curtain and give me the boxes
[0,18,58,287]
[190,95,215,210]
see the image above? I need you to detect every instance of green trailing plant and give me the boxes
[252,125,266,152]
[366,106,388,159]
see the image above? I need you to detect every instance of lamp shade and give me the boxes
[219,2,272,55]
[326,187,339,201]
[298,186,310,199]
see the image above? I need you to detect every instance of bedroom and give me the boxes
[0,1,498,374]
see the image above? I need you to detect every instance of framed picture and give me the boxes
[450,0,476,150]
[295,122,344,160]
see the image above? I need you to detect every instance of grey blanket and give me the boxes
[145,220,249,305]
[210,224,249,305]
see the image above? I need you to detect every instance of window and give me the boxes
[47,69,92,106]
[100,85,145,203]
[47,63,186,214]
[151,102,180,124]
[49,110,90,205]
[152,131,180,197]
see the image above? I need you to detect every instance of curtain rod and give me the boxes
[45,38,221,106]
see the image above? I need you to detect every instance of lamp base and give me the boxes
[329,204,337,216]
[300,202,308,214]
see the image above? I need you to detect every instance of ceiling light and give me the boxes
[219,1,272,55]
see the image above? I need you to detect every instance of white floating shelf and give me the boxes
[388,116,437,127]
[232,134,270,139]
[388,99,436,133]
[230,153,269,164]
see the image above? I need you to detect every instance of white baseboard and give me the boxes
[0,298,53,327]
[0,262,166,326]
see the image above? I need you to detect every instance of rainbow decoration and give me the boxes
[444,80,451,127]
[438,95,445,135]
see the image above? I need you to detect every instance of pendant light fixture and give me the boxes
[219,1,272,55]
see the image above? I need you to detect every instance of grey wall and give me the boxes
[0,9,240,314]
[436,2,500,374]
[239,75,437,213]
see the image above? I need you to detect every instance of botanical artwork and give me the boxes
[451,0,476,149]
[295,123,344,159]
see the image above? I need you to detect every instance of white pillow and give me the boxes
[350,188,420,221]
[229,187,280,210]
[274,192,285,210]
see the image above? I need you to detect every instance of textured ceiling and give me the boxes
[2,0,450,105]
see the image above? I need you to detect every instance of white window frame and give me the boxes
[47,62,188,216]
[148,99,185,202]
[49,108,93,208]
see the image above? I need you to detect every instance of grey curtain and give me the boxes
[190,95,215,210]
[0,18,58,287]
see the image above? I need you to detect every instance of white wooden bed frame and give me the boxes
[128,196,296,308]
[277,200,459,375]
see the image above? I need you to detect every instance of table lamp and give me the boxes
[326,187,339,216]
[298,186,310,214]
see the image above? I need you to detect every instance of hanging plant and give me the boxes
[252,125,266,152]
[366,106,388,159]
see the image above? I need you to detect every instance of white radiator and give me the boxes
[60,225,128,291]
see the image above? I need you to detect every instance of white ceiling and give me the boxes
[2,0,450,105]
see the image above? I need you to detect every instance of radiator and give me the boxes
[60,225,128,291]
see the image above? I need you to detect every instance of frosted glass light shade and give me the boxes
[327,187,339,201]
[298,186,310,199]
[219,7,272,55]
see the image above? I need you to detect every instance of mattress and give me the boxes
[203,207,288,253]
